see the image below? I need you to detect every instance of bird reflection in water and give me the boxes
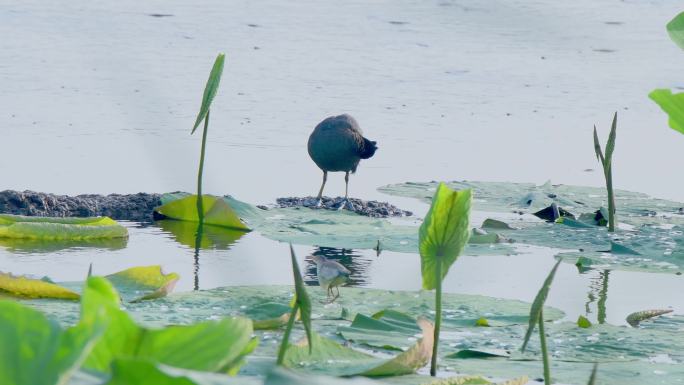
[304,247,371,293]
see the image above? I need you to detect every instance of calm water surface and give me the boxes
[1,0,683,327]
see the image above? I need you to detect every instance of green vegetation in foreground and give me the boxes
[0,265,179,304]
[0,214,127,240]
[418,183,472,376]
[192,53,225,223]
[650,12,684,135]
[521,260,562,384]
[276,245,313,365]
[667,11,684,51]
[0,276,256,385]
[592,113,618,232]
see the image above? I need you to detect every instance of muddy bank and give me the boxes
[0,191,412,221]
[0,190,162,222]
[275,196,412,217]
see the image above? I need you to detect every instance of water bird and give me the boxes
[310,255,351,302]
[308,114,377,209]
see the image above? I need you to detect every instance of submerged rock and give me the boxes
[0,190,162,222]
[275,196,412,218]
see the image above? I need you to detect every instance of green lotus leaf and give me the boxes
[419,183,472,290]
[0,214,127,240]
[192,53,225,134]
[284,319,433,377]
[0,271,80,300]
[246,302,292,330]
[338,310,422,351]
[667,12,684,50]
[0,300,103,385]
[649,89,684,135]
[106,358,259,385]
[105,265,180,302]
[380,181,684,274]
[79,277,256,375]
[154,195,249,231]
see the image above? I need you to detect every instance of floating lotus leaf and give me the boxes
[105,265,180,302]
[380,181,684,274]
[0,214,127,240]
[284,319,433,377]
[0,272,80,300]
[154,195,249,231]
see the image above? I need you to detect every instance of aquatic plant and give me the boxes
[587,363,598,385]
[191,53,225,222]
[277,244,313,365]
[650,13,684,134]
[0,214,127,240]
[593,113,617,232]
[667,11,684,50]
[521,259,561,384]
[418,183,472,376]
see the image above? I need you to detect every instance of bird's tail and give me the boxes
[359,137,378,159]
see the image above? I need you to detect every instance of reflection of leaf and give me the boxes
[154,195,249,231]
[0,214,127,240]
[106,266,180,302]
[649,89,684,135]
[0,300,103,385]
[157,219,246,250]
[667,12,684,51]
[285,319,434,377]
[0,237,127,253]
[80,277,256,375]
[0,272,80,299]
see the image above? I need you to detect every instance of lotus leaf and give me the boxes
[0,214,127,240]
[0,300,103,385]
[79,277,256,375]
[649,89,684,135]
[154,195,249,231]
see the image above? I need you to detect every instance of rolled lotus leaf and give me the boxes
[0,214,127,240]
[626,309,674,327]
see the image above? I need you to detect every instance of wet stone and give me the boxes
[0,190,162,222]
[275,196,412,218]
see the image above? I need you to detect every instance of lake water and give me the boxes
[1,0,684,327]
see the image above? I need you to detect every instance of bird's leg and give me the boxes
[345,171,349,200]
[337,171,353,210]
[331,286,340,302]
[322,286,333,304]
[315,171,327,207]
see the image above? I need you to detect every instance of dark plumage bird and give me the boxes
[307,114,377,207]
